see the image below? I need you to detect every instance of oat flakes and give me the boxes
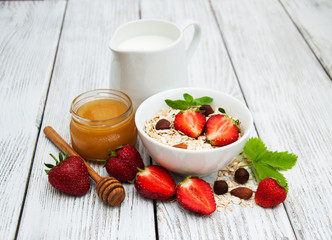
[144,107,240,150]
[213,156,258,212]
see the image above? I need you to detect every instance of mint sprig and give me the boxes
[164,100,189,110]
[183,93,194,105]
[243,138,297,192]
[218,107,226,114]
[192,96,213,106]
[165,93,213,110]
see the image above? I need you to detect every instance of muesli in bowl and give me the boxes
[135,88,253,176]
[145,93,242,150]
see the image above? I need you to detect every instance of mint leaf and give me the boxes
[192,96,213,106]
[183,93,194,105]
[165,94,213,110]
[218,107,226,114]
[253,161,288,191]
[165,99,188,110]
[259,151,297,171]
[243,138,267,161]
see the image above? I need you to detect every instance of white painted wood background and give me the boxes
[0,0,331,239]
[0,1,66,238]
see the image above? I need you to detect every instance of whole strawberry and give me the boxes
[104,145,144,182]
[176,176,216,215]
[45,153,90,196]
[255,178,287,208]
[134,165,176,200]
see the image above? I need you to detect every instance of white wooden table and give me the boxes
[1,0,331,239]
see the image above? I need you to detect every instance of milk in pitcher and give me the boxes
[117,35,174,51]
[109,19,201,107]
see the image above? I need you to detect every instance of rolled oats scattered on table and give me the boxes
[213,157,258,212]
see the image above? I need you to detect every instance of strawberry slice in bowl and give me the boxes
[206,115,239,147]
[174,110,206,138]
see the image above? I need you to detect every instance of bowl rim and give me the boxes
[135,87,253,153]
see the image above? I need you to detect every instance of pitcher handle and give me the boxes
[181,20,202,62]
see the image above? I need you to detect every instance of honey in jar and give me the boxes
[70,89,137,161]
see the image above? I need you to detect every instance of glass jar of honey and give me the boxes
[70,89,137,161]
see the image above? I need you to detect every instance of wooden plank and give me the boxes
[141,0,296,239]
[0,1,65,238]
[280,0,332,78]
[211,0,332,239]
[17,0,156,239]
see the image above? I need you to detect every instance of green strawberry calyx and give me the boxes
[115,145,123,151]
[102,150,118,167]
[176,176,199,187]
[133,167,145,181]
[101,145,125,167]
[44,152,69,174]
[243,138,298,192]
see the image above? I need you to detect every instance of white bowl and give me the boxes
[135,88,253,176]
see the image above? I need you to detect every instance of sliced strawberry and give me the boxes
[174,110,206,138]
[176,177,216,215]
[205,114,239,146]
[134,165,176,200]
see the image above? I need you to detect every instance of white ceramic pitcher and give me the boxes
[109,19,201,107]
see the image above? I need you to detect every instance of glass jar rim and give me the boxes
[70,89,133,124]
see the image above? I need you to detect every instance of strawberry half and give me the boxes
[134,165,176,200]
[174,110,206,138]
[45,153,90,196]
[205,114,239,146]
[255,178,287,208]
[176,176,216,215]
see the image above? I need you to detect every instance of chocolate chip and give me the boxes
[156,119,171,130]
[199,105,214,116]
[213,180,228,195]
[234,168,249,184]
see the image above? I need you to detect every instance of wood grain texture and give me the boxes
[211,0,332,239]
[280,0,332,78]
[141,0,296,239]
[0,1,65,238]
[3,0,331,239]
[17,0,156,239]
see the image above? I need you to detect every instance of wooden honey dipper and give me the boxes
[44,126,125,206]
